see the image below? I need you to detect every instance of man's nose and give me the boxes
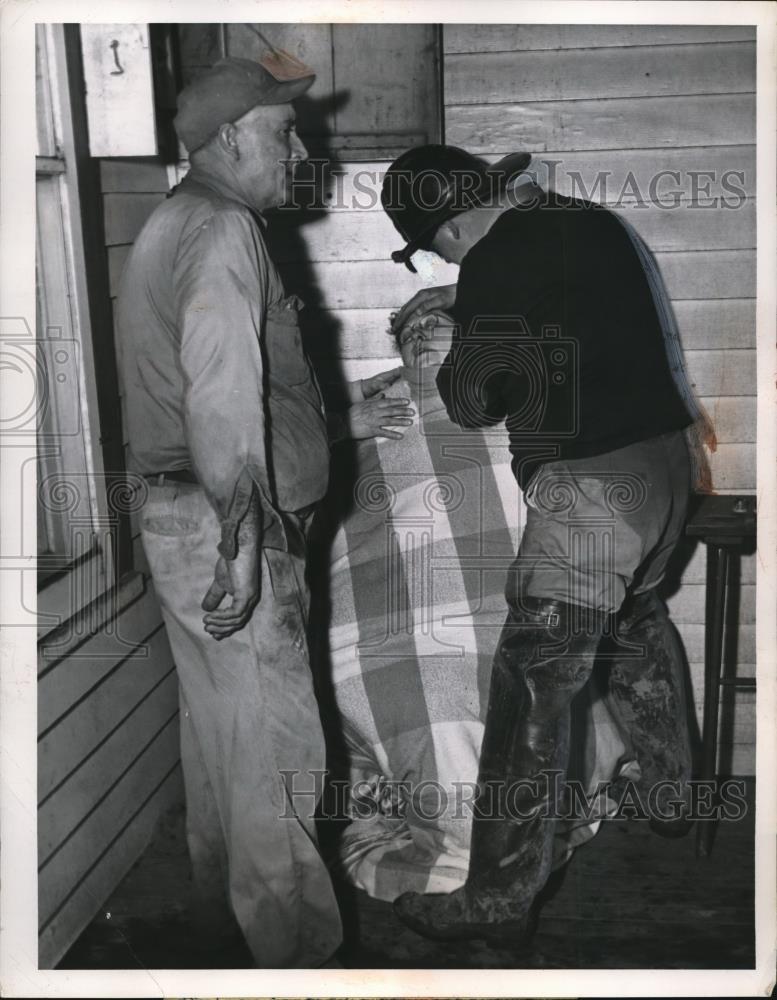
[290,132,308,164]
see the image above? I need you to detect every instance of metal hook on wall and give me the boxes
[109,39,124,75]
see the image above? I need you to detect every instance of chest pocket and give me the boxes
[265,294,311,386]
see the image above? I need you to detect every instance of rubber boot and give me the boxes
[605,588,694,837]
[394,598,609,945]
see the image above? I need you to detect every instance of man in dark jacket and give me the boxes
[381,145,698,945]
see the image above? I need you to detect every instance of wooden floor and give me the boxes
[60,779,755,971]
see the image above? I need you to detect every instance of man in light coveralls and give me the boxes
[115,53,410,967]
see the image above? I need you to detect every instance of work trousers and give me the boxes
[140,482,342,968]
[504,429,694,819]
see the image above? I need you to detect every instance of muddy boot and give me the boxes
[605,588,694,837]
[394,598,609,945]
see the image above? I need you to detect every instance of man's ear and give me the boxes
[443,219,461,241]
[217,122,240,159]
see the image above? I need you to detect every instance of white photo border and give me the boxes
[1,1,775,996]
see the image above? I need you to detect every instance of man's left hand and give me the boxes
[201,550,261,639]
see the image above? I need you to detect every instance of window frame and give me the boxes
[36,23,118,639]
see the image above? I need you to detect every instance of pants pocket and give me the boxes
[140,487,203,536]
[141,512,200,536]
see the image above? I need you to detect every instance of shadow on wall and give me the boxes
[262,87,385,826]
[263,89,357,412]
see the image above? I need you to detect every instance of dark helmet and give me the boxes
[381,144,531,270]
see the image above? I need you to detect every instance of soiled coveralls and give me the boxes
[114,169,342,967]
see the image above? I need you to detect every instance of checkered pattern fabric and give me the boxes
[322,364,626,901]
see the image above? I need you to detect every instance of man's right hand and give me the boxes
[201,547,260,640]
[390,283,457,334]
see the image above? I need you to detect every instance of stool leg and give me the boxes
[697,544,729,858]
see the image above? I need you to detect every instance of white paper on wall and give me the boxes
[80,24,157,157]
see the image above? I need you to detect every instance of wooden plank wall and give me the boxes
[38,155,182,969]
[178,22,440,158]
[37,572,182,967]
[442,23,756,773]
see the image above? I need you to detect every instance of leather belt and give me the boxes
[144,469,199,486]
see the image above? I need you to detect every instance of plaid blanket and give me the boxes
[320,361,627,901]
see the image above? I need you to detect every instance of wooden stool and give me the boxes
[684,493,756,858]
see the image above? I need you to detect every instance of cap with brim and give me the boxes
[174,53,315,155]
[386,149,532,270]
